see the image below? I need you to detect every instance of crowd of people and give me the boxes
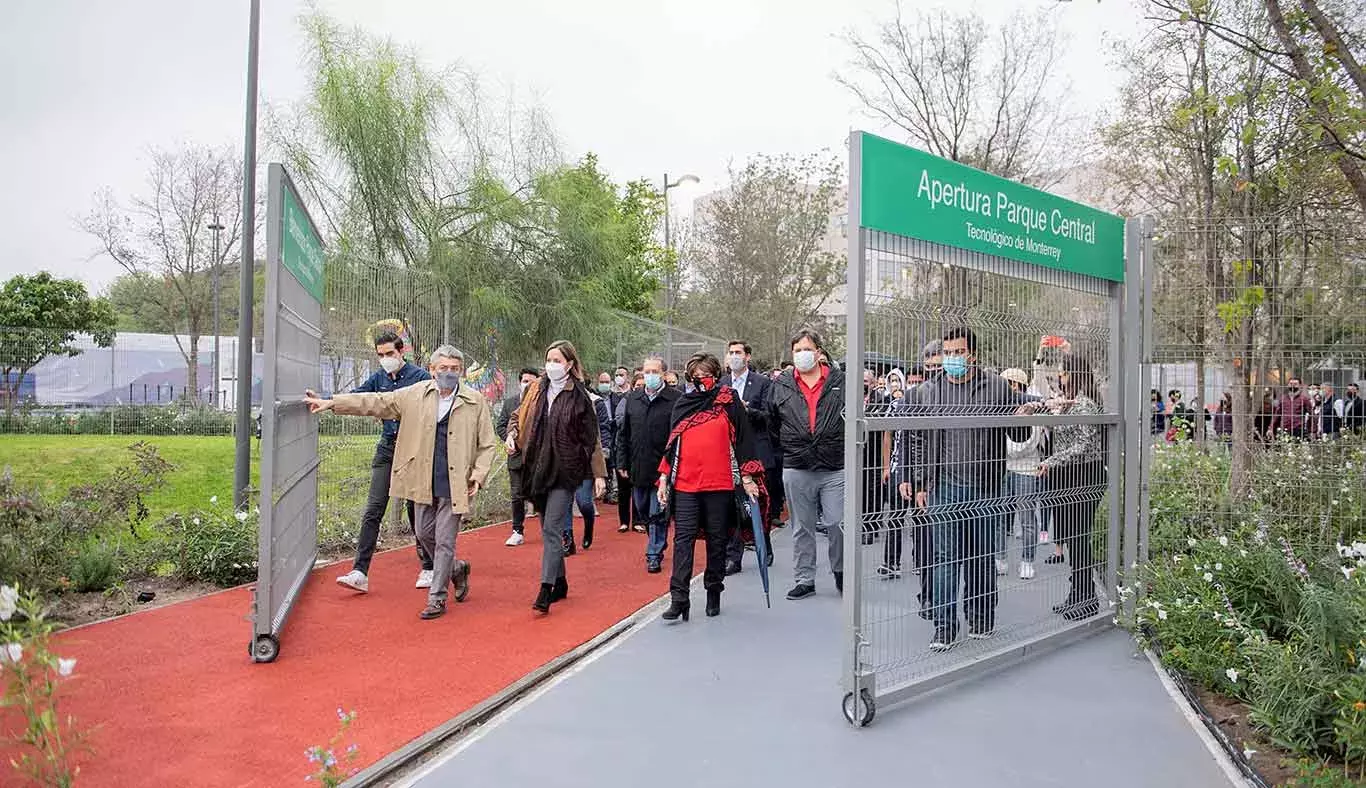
[301,326,1117,652]
[1154,378,1365,443]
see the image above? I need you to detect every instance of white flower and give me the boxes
[57,658,76,676]
[1215,563,1223,571]
[234,511,249,523]
[1158,609,1168,620]
[0,585,17,622]
[1242,747,1257,760]
[1203,573,1214,582]
[210,495,218,504]
[1187,537,1198,547]
[1226,667,1239,683]
[192,517,201,526]
[3,643,21,663]
[1218,536,1229,547]
[1240,549,1248,558]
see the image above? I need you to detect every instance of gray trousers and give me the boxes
[540,486,573,584]
[413,500,463,606]
[784,468,845,586]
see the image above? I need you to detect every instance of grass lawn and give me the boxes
[1,434,381,522]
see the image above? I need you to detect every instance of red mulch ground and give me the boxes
[44,517,694,787]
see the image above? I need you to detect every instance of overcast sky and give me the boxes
[0,0,1141,292]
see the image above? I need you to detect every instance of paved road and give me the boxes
[406,530,1232,788]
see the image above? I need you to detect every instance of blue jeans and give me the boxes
[561,479,595,539]
[930,481,999,632]
[999,472,1044,562]
[632,485,668,561]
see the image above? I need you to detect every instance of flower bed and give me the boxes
[1136,438,1366,786]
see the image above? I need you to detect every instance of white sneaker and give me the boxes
[336,570,369,593]
[505,531,525,547]
[1019,561,1035,580]
[415,569,434,589]
[995,558,1008,576]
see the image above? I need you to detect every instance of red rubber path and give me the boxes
[47,518,696,787]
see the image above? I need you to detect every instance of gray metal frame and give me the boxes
[251,163,324,663]
[841,131,1147,722]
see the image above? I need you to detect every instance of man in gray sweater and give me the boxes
[897,327,1033,651]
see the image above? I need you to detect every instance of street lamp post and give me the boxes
[208,215,225,408]
[662,172,699,369]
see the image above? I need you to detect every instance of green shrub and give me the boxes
[161,507,258,587]
[0,473,69,593]
[69,541,119,593]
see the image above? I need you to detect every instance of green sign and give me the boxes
[858,133,1124,282]
[280,181,325,301]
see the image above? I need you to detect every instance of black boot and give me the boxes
[705,588,721,617]
[834,572,844,595]
[662,600,690,623]
[551,575,568,602]
[532,583,553,613]
[563,536,576,557]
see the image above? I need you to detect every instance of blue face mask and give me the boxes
[644,373,663,391]
[942,355,969,379]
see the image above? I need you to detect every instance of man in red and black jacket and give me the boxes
[768,327,846,600]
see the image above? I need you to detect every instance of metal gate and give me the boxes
[841,132,1144,723]
[251,163,325,663]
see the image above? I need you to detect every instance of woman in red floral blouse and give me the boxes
[656,353,765,622]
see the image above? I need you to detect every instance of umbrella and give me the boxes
[744,495,771,608]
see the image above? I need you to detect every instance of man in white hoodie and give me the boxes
[1000,368,1046,579]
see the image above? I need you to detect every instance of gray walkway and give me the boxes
[407,530,1231,788]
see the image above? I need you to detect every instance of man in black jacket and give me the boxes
[900,327,1032,651]
[495,367,541,547]
[720,339,776,574]
[614,354,682,573]
[768,328,846,600]
[1345,383,1365,435]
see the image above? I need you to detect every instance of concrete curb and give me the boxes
[1142,648,1254,788]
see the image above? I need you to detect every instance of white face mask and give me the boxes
[727,354,746,372]
[545,361,569,382]
[793,350,818,372]
[614,375,627,387]
[379,356,404,374]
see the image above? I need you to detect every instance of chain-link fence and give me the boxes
[1142,213,1366,560]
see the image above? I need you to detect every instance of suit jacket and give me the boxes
[721,368,776,468]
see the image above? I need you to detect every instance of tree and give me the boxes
[681,153,845,364]
[838,3,1078,186]
[274,12,663,374]
[1146,0,1366,212]
[82,146,249,401]
[0,272,116,411]
[1101,0,1366,498]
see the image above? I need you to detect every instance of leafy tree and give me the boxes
[274,12,663,374]
[680,152,845,365]
[0,272,116,411]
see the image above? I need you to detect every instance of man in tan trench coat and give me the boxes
[304,345,498,620]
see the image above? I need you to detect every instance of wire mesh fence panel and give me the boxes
[1141,216,1366,565]
[848,226,1124,708]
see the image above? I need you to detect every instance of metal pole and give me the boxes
[233,0,261,509]
[210,214,223,408]
[663,173,672,370]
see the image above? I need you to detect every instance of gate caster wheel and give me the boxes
[842,688,875,726]
[251,634,280,663]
